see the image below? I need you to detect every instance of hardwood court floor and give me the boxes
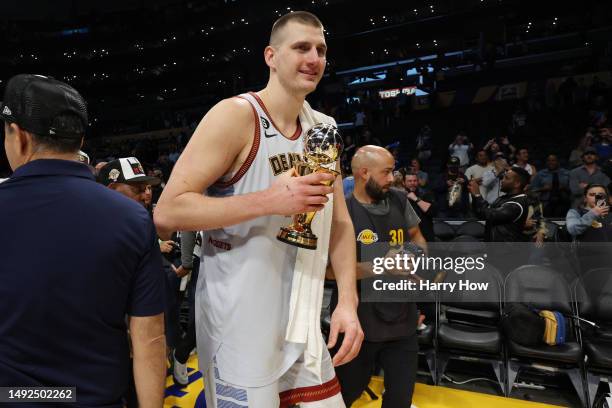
[163,355,565,408]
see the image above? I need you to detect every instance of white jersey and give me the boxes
[196,92,337,387]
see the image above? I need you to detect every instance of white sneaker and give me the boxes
[172,350,189,386]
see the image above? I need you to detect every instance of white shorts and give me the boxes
[204,347,345,408]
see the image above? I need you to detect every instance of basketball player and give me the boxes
[155,11,363,407]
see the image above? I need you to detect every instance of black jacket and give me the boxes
[472,193,530,242]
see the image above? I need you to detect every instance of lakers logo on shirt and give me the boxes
[269,153,304,176]
[357,229,378,245]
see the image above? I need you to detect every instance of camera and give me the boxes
[595,193,608,208]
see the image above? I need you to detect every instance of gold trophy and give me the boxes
[277,123,344,250]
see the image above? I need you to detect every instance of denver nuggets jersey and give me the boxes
[196,92,337,387]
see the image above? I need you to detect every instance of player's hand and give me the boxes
[328,300,364,367]
[406,192,419,202]
[174,265,191,278]
[268,169,335,216]
[160,240,176,253]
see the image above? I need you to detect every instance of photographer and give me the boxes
[469,167,531,243]
[566,184,610,235]
[566,184,612,272]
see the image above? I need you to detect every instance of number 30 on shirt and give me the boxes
[389,229,404,246]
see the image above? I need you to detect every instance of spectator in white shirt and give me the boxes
[448,132,473,169]
[465,150,493,198]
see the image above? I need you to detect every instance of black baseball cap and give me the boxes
[0,74,87,138]
[582,147,598,157]
[98,157,161,186]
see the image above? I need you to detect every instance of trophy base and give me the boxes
[277,227,318,250]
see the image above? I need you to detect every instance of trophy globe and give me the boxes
[276,123,344,250]
[303,123,344,167]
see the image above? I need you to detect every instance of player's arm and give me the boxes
[130,314,166,408]
[154,98,334,234]
[326,170,364,366]
[409,226,427,254]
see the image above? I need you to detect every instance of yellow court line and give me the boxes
[164,357,565,408]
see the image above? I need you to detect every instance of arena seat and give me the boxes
[504,265,587,406]
[436,264,505,394]
[573,268,612,407]
[455,220,485,240]
[433,221,456,241]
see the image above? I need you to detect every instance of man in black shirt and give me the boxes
[468,167,531,242]
[331,145,426,408]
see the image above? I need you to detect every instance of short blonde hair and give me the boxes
[269,11,324,46]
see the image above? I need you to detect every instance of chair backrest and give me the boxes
[504,265,573,314]
[439,263,503,311]
[433,221,456,241]
[574,268,612,323]
[448,235,486,256]
[456,221,485,240]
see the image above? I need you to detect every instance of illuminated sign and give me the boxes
[378,86,417,99]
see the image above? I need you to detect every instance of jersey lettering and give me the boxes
[268,153,304,176]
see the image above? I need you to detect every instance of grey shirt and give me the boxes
[362,193,421,229]
[180,231,197,269]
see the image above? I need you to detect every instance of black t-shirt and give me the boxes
[333,191,420,346]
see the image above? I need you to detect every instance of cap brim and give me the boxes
[125,175,161,186]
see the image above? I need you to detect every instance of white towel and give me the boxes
[284,102,338,381]
[284,177,334,382]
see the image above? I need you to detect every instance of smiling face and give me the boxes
[265,21,327,96]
